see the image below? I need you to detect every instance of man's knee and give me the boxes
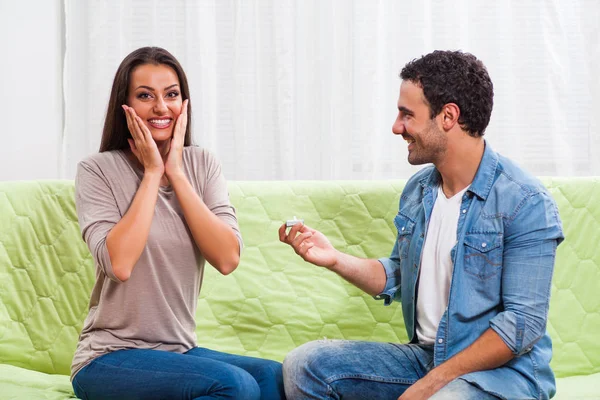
[283,342,309,385]
[284,341,319,398]
[284,341,325,376]
[429,379,498,400]
[283,340,344,394]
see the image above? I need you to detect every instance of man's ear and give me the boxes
[441,103,460,130]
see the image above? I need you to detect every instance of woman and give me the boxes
[71,47,285,400]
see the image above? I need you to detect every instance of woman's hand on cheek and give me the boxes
[165,99,188,179]
[122,104,164,176]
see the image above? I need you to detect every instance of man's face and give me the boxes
[392,81,447,165]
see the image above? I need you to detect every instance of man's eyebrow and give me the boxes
[398,106,414,116]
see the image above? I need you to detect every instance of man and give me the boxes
[279,50,564,400]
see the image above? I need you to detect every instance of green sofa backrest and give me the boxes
[0,179,598,379]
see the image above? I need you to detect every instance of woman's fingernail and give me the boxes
[121,105,127,111]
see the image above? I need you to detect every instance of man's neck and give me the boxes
[435,137,485,198]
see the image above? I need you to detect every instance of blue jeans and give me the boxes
[72,347,285,400]
[283,340,500,400]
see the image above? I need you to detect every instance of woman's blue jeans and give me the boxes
[72,347,285,400]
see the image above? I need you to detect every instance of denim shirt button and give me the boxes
[437,338,443,344]
[401,227,405,231]
[482,242,487,248]
[462,209,467,214]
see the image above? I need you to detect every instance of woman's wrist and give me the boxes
[167,170,188,186]
[143,169,164,183]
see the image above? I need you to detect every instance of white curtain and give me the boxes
[63,0,600,180]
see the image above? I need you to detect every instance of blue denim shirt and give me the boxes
[377,142,564,400]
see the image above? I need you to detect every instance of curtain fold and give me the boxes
[62,0,600,180]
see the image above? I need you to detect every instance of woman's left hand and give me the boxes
[165,99,189,179]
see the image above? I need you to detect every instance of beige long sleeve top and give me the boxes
[71,147,242,380]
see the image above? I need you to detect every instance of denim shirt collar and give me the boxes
[417,140,499,201]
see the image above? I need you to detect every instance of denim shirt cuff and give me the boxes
[372,258,400,306]
[490,311,530,356]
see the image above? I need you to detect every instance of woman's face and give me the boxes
[126,63,183,143]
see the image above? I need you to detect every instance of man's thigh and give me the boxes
[284,340,433,400]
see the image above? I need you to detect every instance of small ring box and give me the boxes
[286,216,304,228]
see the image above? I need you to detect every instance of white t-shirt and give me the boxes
[416,184,469,345]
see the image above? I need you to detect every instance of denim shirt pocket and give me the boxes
[394,214,415,259]
[463,232,503,280]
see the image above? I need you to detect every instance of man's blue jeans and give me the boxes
[283,340,500,400]
[72,347,285,400]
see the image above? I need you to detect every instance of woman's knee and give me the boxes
[258,358,283,376]
[253,358,284,385]
[214,368,261,400]
[249,359,285,399]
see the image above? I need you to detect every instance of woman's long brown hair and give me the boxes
[99,47,193,152]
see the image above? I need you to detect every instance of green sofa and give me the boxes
[0,179,599,399]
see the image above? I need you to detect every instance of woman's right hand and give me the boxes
[122,105,164,175]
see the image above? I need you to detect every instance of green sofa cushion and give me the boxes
[553,373,600,399]
[1,179,599,399]
[0,364,75,399]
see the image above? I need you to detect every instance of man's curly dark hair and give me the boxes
[400,50,494,137]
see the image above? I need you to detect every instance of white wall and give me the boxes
[0,0,63,181]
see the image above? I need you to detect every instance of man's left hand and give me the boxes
[398,374,446,400]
